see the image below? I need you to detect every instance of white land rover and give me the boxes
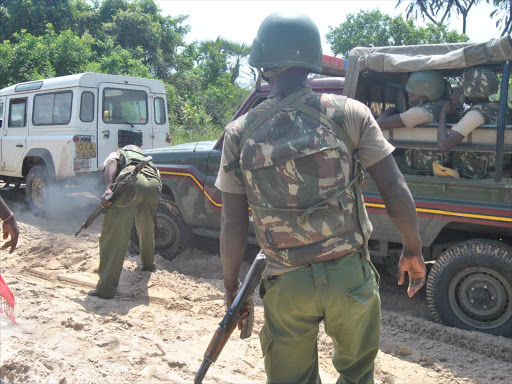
[0,73,171,210]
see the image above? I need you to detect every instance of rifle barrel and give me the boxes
[194,359,212,384]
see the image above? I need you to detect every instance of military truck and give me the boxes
[139,42,512,337]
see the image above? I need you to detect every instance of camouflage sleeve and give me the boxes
[399,107,433,128]
[451,110,485,137]
[215,125,247,195]
[344,99,395,169]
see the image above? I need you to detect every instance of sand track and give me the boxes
[1,191,511,384]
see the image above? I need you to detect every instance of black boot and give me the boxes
[88,290,114,299]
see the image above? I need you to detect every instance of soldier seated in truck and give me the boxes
[376,71,452,175]
[437,66,508,179]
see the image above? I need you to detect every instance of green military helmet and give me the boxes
[405,71,445,101]
[461,66,499,98]
[249,12,322,72]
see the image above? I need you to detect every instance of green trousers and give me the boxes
[259,251,381,384]
[95,174,161,298]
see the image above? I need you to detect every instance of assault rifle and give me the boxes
[194,252,266,384]
[74,156,153,236]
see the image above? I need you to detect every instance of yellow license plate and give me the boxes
[75,142,97,159]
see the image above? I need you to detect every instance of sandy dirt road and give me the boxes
[0,190,511,384]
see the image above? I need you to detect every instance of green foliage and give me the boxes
[87,39,151,78]
[0,30,55,86]
[0,0,251,144]
[326,10,469,57]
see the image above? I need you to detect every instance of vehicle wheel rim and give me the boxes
[448,266,512,329]
[31,177,47,209]
[155,213,180,252]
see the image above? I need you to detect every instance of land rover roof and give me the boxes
[0,72,166,96]
[343,36,512,97]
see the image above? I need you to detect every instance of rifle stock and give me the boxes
[195,253,266,384]
[74,156,152,236]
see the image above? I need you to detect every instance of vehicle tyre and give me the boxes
[25,166,50,212]
[426,239,512,337]
[129,196,189,261]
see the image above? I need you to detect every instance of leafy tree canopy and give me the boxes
[0,0,251,144]
[326,10,469,57]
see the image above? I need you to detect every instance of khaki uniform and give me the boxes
[216,88,393,383]
[95,147,161,298]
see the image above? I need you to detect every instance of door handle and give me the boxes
[102,130,110,139]
[16,144,23,147]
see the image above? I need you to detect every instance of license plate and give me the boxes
[75,142,97,159]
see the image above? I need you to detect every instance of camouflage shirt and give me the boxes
[401,99,448,174]
[451,102,500,179]
[216,88,394,274]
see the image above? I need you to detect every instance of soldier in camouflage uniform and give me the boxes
[377,71,451,174]
[437,66,501,179]
[89,142,162,299]
[216,12,426,384]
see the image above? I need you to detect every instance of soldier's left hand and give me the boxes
[398,248,426,298]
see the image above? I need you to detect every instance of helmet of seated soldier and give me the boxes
[405,71,445,102]
[461,66,499,98]
[249,12,322,72]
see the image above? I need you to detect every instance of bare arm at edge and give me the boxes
[0,197,19,253]
[437,100,465,152]
[376,113,406,130]
[367,154,426,297]
[100,158,118,207]
[220,191,249,304]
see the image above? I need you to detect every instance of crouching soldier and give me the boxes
[89,140,161,299]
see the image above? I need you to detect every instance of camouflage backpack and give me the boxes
[116,147,161,186]
[225,88,371,266]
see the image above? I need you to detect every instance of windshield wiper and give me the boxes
[113,116,135,128]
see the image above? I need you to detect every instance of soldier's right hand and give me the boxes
[100,188,113,208]
[398,247,426,298]
[224,288,252,330]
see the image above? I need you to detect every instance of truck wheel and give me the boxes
[426,239,512,337]
[25,166,50,212]
[129,196,189,261]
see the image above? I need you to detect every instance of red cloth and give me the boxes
[0,273,16,324]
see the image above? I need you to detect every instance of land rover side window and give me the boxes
[80,91,94,122]
[8,98,27,128]
[103,88,148,125]
[33,91,72,125]
[154,97,166,124]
